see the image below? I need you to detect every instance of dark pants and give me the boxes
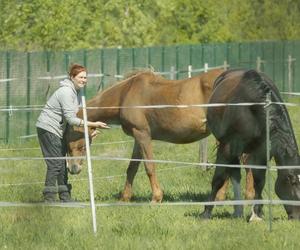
[37,127,68,191]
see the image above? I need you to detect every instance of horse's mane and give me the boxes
[241,69,299,156]
[97,68,160,100]
[123,68,156,80]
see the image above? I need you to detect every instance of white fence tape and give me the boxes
[0,78,18,83]
[1,154,300,171]
[0,139,134,151]
[1,199,300,208]
[1,100,300,113]
[0,63,227,87]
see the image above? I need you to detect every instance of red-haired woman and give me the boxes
[36,64,109,202]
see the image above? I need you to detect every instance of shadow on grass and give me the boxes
[163,191,210,202]
[94,192,153,202]
[184,210,233,219]
[94,191,286,222]
[94,190,211,203]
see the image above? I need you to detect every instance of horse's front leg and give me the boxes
[249,168,266,222]
[121,141,142,202]
[244,153,266,222]
[200,145,231,219]
[230,166,243,218]
[133,128,163,203]
[200,165,229,219]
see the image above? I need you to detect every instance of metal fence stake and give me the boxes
[81,89,97,234]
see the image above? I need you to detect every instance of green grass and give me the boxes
[1,100,300,249]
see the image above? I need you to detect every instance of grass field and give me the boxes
[1,99,300,249]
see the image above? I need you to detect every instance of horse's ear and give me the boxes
[89,127,98,140]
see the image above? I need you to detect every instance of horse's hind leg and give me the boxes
[133,128,163,203]
[214,155,255,202]
[240,154,255,200]
[215,178,230,201]
[121,141,142,201]
[245,168,255,200]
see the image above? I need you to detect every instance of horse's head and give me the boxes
[64,125,95,175]
[275,167,300,220]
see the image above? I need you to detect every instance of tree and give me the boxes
[0,0,300,51]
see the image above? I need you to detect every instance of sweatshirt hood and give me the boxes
[59,78,78,93]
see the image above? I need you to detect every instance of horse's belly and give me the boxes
[152,125,209,144]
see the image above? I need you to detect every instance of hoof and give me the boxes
[249,213,263,222]
[232,212,244,219]
[120,193,131,202]
[249,205,263,222]
[199,211,211,220]
[120,198,130,202]
[232,206,244,218]
[151,191,163,203]
[151,196,163,203]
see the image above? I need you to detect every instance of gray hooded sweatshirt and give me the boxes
[36,78,82,138]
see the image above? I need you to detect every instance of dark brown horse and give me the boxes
[65,69,224,202]
[201,69,300,220]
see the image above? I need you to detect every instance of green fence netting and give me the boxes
[1,40,299,142]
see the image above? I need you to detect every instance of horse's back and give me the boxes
[209,69,273,104]
[207,69,270,151]
[119,69,223,142]
[122,69,222,106]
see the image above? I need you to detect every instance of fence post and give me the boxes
[116,47,120,79]
[5,52,11,143]
[256,56,265,72]
[265,92,273,232]
[80,89,97,234]
[148,47,151,69]
[175,46,179,79]
[170,66,176,80]
[64,52,70,72]
[199,63,209,168]
[223,60,229,70]
[188,65,192,78]
[161,47,165,74]
[46,51,51,73]
[287,55,296,93]
[132,48,136,70]
[26,52,31,136]
[98,49,105,91]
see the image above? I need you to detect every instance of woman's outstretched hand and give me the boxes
[92,121,110,129]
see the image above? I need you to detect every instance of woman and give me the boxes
[36,64,109,202]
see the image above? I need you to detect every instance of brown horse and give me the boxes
[201,69,300,220]
[65,69,224,202]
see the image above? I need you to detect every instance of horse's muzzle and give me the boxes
[288,213,300,220]
[68,164,82,175]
